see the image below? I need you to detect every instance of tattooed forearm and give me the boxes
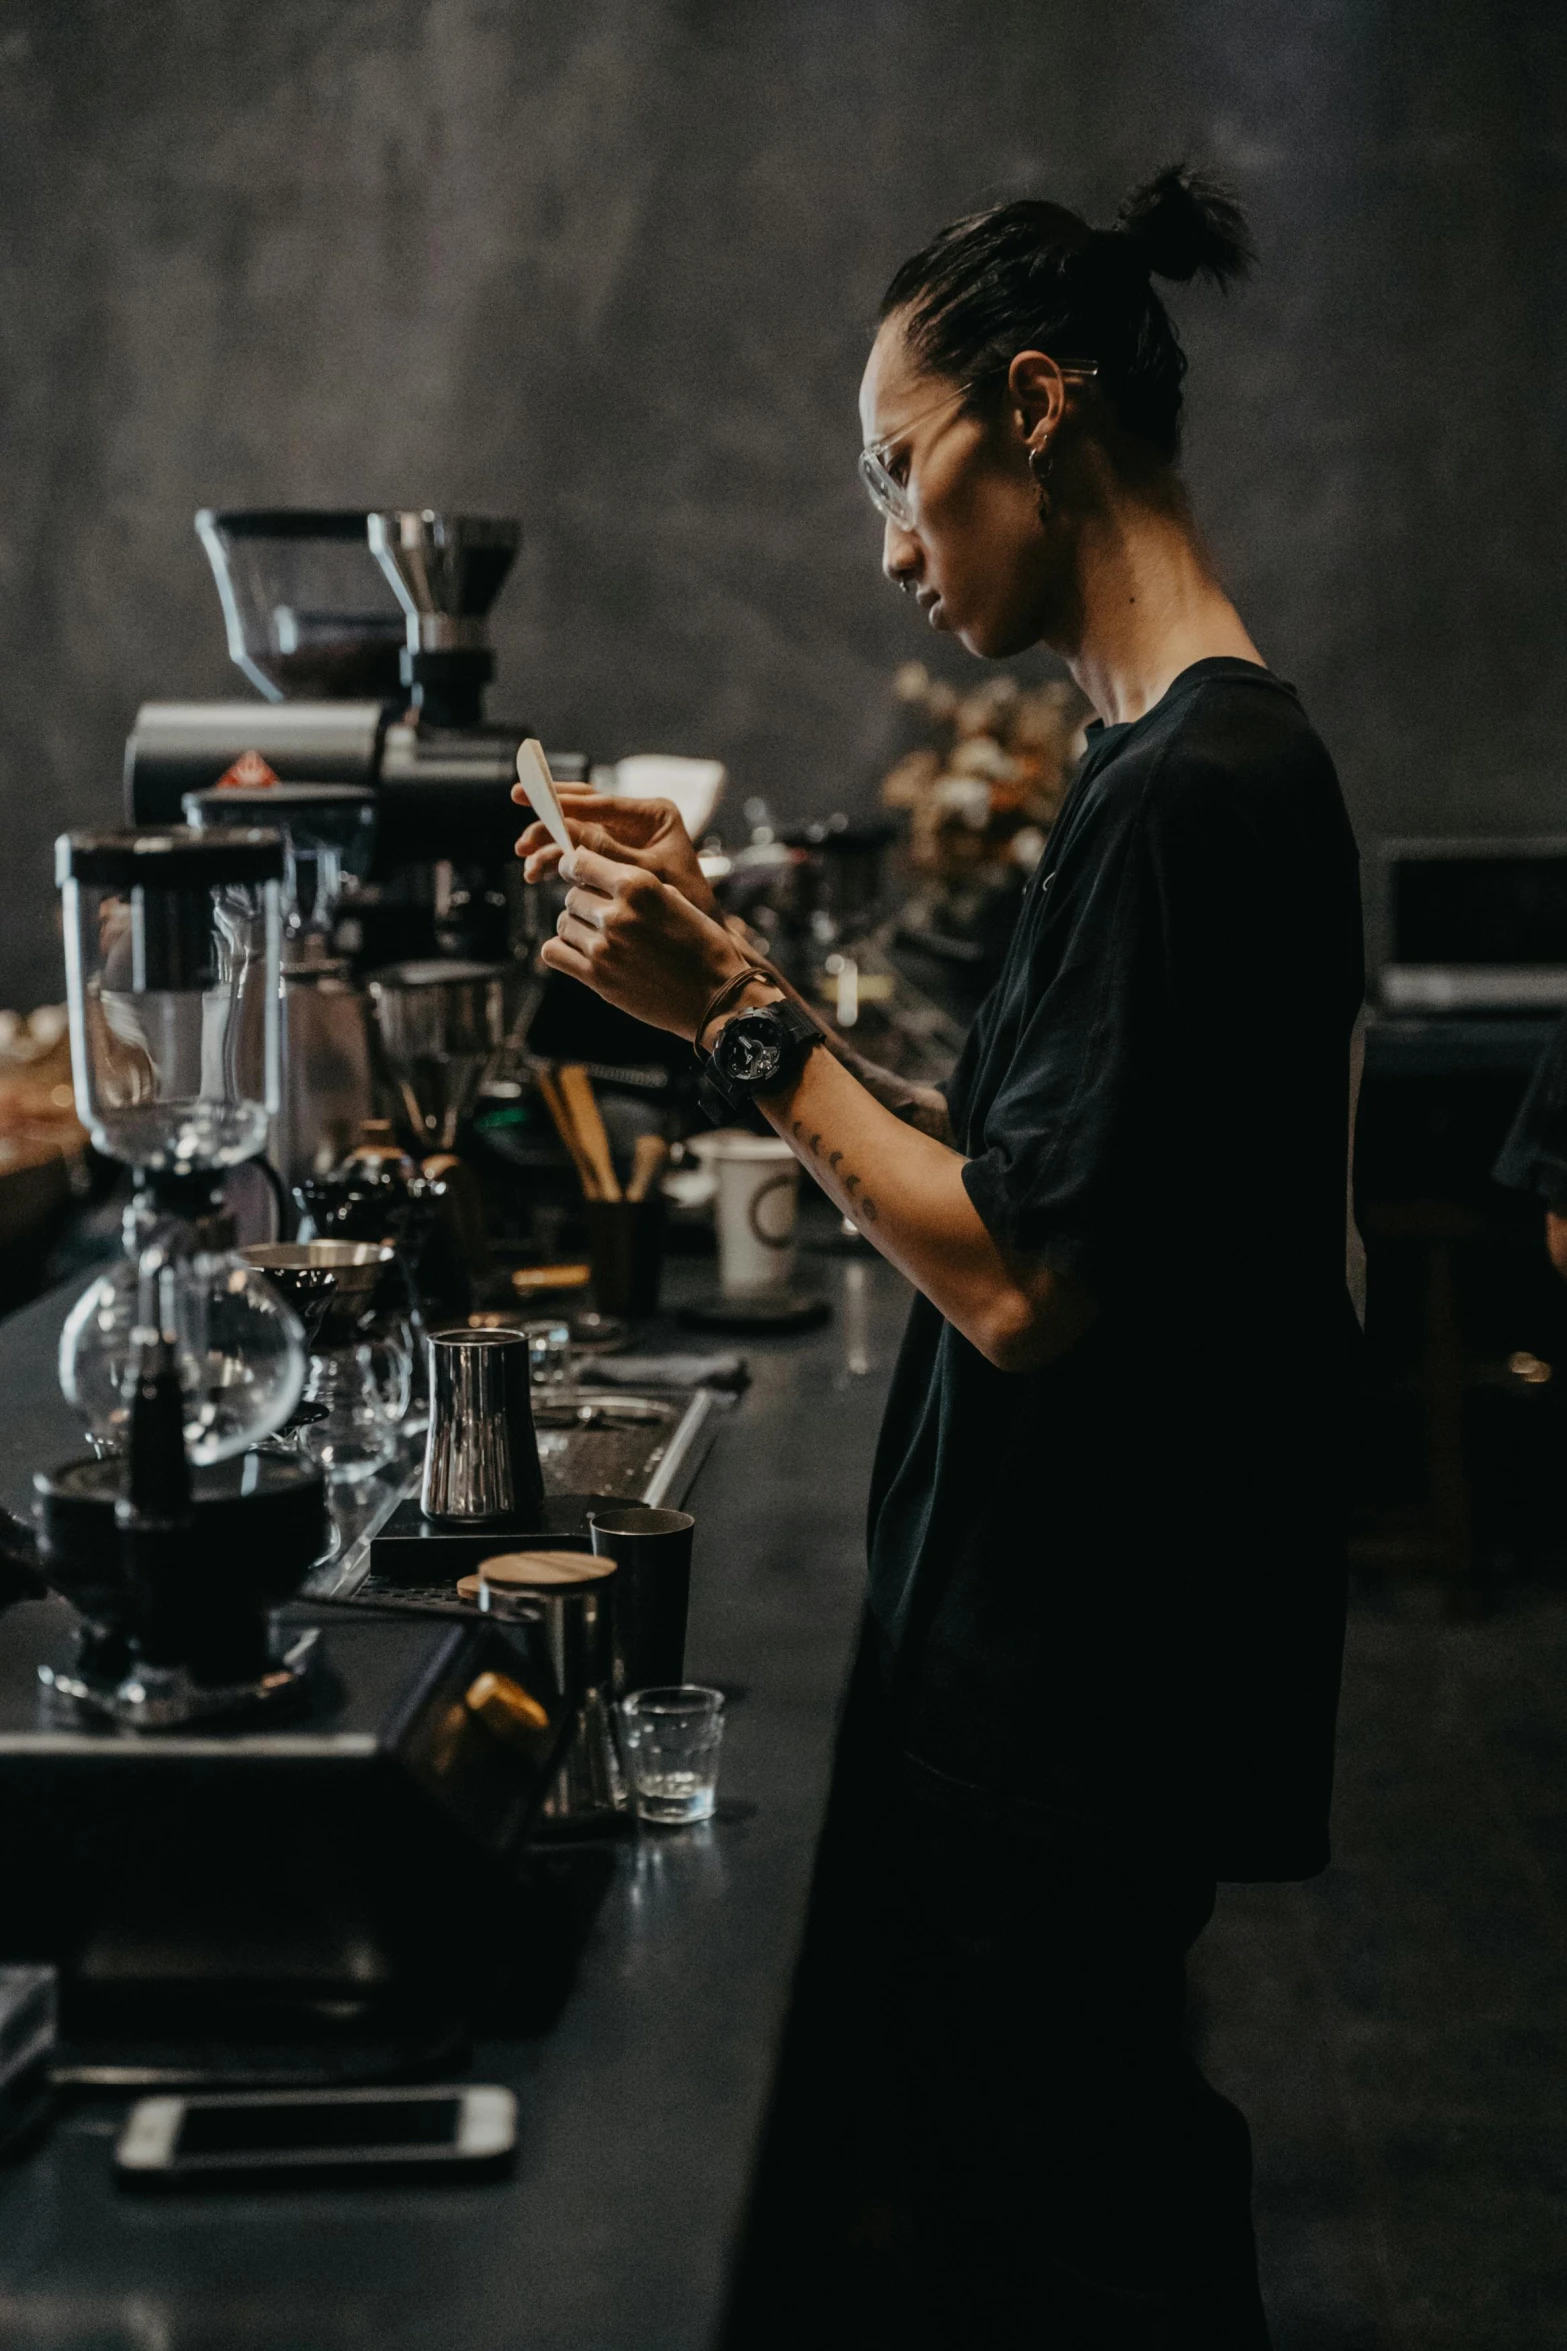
[826,1041,952,1142]
[791,1119,879,1223]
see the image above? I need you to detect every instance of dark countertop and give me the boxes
[0,1244,911,2351]
[1362,1010,1558,1077]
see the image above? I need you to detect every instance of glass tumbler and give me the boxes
[616,1686,725,1826]
[522,1318,572,1389]
[299,1344,398,1487]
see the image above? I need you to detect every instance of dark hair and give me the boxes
[879,165,1253,463]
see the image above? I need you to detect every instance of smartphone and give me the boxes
[115,2084,516,2187]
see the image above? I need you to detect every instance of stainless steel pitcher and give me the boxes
[420,1329,544,1524]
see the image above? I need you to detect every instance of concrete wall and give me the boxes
[0,0,1562,1005]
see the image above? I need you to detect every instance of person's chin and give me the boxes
[961,609,1042,661]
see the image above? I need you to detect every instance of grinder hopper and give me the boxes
[369,512,521,727]
[195,509,408,703]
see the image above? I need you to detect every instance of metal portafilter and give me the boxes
[421,1330,544,1527]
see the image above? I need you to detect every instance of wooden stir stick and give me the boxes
[627,1133,669,1204]
[537,1067,602,1200]
[557,1064,622,1202]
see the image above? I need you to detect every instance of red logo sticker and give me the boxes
[215,749,279,791]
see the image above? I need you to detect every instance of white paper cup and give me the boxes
[691,1130,799,1296]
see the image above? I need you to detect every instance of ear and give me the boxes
[1005,351,1069,458]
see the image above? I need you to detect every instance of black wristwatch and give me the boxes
[700,998,822,1123]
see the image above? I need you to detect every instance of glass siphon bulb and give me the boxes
[59,1250,307,1465]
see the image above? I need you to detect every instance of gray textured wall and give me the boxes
[0,0,1563,1006]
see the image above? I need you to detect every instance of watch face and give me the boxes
[724,1021,783,1084]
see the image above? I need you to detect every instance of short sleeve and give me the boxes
[959,718,1317,1295]
[1494,1016,1567,1205]
[961,794,1154,1292]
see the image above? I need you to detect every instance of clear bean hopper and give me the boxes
[195,508,408,703]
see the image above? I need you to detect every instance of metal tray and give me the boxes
[302,1386,724,1608]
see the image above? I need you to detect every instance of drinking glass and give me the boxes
[616,1686,725,1826]
[522,1318,571,1388]
[362,1323,415,1429]
[299,1345,398,1486]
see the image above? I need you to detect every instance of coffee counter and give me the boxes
[0,1245,910,2351]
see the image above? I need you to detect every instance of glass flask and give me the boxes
[298,1344,399,1487]
[362,1319,416,1428]
[59,1228,307,1466]
[57,828,284,1173]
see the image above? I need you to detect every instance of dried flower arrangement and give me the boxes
[879,664,1091,885]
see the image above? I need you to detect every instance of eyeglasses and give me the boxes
[858,363,1099,533]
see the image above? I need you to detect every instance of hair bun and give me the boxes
[1116,164,1254,289]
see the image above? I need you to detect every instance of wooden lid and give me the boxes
[456,1548,614,1598]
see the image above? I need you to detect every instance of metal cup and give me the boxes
[475,1551,622,1825]
[420,1329,544,1525]
[586,1505,695,1695]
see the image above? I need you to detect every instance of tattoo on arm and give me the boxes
[790,1121,878,1224]
[828,1042,952,1141]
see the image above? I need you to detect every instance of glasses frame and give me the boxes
[859,361,1100,533]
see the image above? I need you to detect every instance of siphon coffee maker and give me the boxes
[56,829,309,1469]
[45,826,329,1725]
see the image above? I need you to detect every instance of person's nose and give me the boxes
[882,517,922,592]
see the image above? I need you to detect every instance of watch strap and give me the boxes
[704,998,822,1117]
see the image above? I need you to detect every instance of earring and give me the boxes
[1028,438,1054,523]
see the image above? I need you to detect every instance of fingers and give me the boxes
[561,884,608,932]
[554,908,605,957]
[515,822,669,888]
[510,783,617,812]
[519,842,565,883]
[562,842,655,898]
[540,935,596,986]
[515,827,562,868]
[513,815,601,879]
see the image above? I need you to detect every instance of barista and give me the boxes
[516,168,1361,2347]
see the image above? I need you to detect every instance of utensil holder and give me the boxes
[587,1197,665,1319]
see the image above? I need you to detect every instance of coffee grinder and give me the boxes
[124,507,588,969]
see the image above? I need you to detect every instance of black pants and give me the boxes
[726,1638,1272,2351]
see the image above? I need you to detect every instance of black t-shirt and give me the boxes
[1494,1015,1567,1204]
[866,658,1365,1880]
